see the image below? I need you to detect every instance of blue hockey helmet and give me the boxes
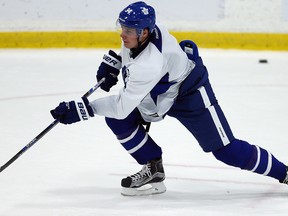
[118,1,156,37]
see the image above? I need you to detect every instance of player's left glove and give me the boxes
[179,40,199,62]
[96,50,122,92]
[50,97,94,125]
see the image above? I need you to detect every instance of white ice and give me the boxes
[0,48,288,216]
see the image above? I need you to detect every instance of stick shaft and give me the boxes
[0,120,59,172]
[0,78,105,173]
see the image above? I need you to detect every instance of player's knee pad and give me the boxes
[105,110,141,136]
[212,139,257,170]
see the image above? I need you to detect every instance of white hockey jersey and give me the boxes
[90,24,195,122]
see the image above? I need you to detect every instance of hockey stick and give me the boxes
[0,78,105,173]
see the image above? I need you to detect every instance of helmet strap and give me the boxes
[137,29,144,42]
[137,28,150,46]
[129,32,150,59]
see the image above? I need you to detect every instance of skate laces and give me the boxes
[130,163,152,182]
[283,172,288,184]
[281,167,288,184]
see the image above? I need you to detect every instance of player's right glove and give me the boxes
[50,97,94,125]
[96,50,122,92]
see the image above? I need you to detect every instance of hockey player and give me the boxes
[51,1,288,196]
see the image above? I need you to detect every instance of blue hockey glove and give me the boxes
[179,40,199,62]
[50,97,94,125]
[96,50,122,92]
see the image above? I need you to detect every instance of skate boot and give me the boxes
[121,157,166,196]
[280,166,288,185]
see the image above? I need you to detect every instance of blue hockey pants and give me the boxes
[105,57,287,181]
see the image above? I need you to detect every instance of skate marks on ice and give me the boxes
[13,177,288,216]
[109,162,288,209]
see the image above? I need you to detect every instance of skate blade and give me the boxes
[121,182,166,196]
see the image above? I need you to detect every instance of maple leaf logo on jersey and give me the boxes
[122,66,130,88]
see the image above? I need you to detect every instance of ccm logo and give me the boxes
[103,54,118,66]
[77,102,88,120]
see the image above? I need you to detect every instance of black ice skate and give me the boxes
[280,166,288,185]
[121,157,166,196]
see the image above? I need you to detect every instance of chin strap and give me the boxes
[129,33,151,58]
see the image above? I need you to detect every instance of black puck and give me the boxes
[259,59,268,63]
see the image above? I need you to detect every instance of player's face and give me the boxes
[120,26,139,49]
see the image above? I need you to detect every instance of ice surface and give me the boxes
[0,48,288,216]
